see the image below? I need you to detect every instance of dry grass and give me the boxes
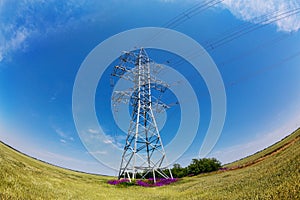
[0,128,299,199]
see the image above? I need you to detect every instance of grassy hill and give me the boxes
[0,128,299,200]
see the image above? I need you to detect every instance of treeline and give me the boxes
[125,158,221,179]
[169,158,221,178]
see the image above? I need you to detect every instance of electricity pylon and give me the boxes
[111,48,173,182]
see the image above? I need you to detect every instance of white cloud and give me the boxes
[0,27,30,62]
[54,127,74,143]
[55,128,67,138]
[33,150,114,174]
[222,0,300,32]
[159,0,300,32]
[106,134,125,148]
[160,0,176,2]
[88,128,99,134]
[60,139,66,143]
[0,125,114,175]
[88,150,107,155]
[86,128,125,148]
[0,0,94,62]
[103,139,113,144]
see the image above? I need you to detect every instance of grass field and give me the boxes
[0,128,299,199]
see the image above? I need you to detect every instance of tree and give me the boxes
[168,158,222,178]
[170,163,188,178]
[187,158,221,176]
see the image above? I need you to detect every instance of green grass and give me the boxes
[1,128,299,199]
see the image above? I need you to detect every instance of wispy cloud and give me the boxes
[221,0,300,32]
[33,150,114,174]
[86,128,125,148]
[159,0,300,32]
[0,26,30,62]
[103,134,124,148]
[60,139,66,144]
[55,128,67,138]
[0,0,95,62]
[54,127,74,143]
[88,128,99,134]
[103,138,113,144]
[88,150,108,155]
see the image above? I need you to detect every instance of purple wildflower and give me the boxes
[136,178,178,187]
[108,178,179,187]
[219,167,228,171]
[107,179,130,185]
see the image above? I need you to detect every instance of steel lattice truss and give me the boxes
[111,48,173,182]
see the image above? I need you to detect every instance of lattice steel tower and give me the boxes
[111,48,173,182]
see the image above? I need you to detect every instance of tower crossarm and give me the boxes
[112,89,135,104]
[150,79,169,93]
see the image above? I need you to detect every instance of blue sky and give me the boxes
[0,0,300,175]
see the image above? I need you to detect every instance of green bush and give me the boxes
[170,163,188,178]
[187,158,221,175]
[171,158,221,178]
